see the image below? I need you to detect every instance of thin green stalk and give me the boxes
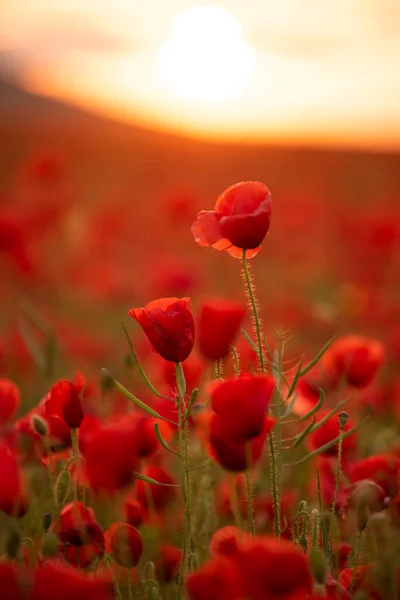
[106,559,123,600]
[230,476,243,532]
[350,530,363,594]
[331,418,346,517]
[128,567,133,600]
[176,363,191,600]
[70,428,81,501]
[241,248,279,537]
[245,456,255,538]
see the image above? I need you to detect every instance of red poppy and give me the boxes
[156,545,182,582]
[31,560,112,600]
[57,501,104,568]
[106,522,143,567]
[349,453,399,498]
[234,536,312,600]
[186,555,244,600]
[310,412,357,457]
[191,181,272,259]
[45,379,84,430]
[0,378,20,424]
[0,561,27,600]
[208,413,275,472]
[123,496,144,528]
[329,336,385,388]
[0,443,28,517]
[128,297,195,362]
[198,298,246,361]
[209,526,249,558]
[82,418,139,493]
[210,375,275,441]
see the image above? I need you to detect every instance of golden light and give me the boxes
[157,6,256,103]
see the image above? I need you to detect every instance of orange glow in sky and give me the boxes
[1,1,400,148]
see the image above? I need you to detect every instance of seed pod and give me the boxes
[31,414,48,437]
[41,532,60,559]
[43,513,52,531]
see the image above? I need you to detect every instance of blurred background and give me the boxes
[0,1,399,396]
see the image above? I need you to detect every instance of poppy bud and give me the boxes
[309,547,327,584]
[43,513,52,531]
[31,414,48,437]
[129,297,195,363]
[62,389,83,429]
[41,532,61,559]
[109,523,143,568]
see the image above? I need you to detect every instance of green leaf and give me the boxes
[154,423,180,457]
[241,329,259,356]
[122,322,170,400]
[184,388,198,420]
[298,388,326,422]
[133,472,180,487]
[299,334,338,378]
[293,418,317,448]
[102,369,167,421]
[286,359,303,400]
[175,362,186,397]
[283,392,298,418]
[309,397,348,432]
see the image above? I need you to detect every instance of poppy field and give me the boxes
[0,137,400,600]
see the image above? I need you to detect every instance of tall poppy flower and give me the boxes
[191,181,272,258]
[329,336,385,388]
[210,374,275,441]
[198,298,246,361]
[57,501,105,567]
[128,297,195,362]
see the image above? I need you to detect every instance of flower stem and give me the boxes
[241,249,280,537]
[70,428,81,501]
[350,530,363,594]
[332,420,345,517]
[176,363,191,600]
[245,446,255,538]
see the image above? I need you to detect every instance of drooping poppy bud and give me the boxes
[210,374,275,441]
[128,297,195,362]
[0,378,20,424]
[329,335,385,388]
[198,298,246,361]
[192,181,272,259]
[107,522,143,568]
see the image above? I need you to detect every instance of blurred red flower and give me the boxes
[0,378,20,424]
[32,560,112,600]
[129,297,195,362]
[0,443,28,517]
[156,544,182,583]
[198,298,246,361]
[192,181,272,258]
[329,335,385,388]
[57,501,104,568]
[106,522,143,568]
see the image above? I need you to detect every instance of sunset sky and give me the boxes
[1,0,400,148]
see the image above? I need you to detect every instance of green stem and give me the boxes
[331,425,344,517]
[245,463,255,538]
[242,248,279,537]
[230,476,243,532]
[349,530,363,594]
[176,363,191,600]
[106,559,123,600]
[70,428,81,501]
[128,567,133,600]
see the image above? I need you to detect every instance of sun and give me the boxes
[158,6,256,103]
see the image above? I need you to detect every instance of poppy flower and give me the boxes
[0,560,27,600]
[0,378,20,424]
[234,536,312,600]
[198,298,246,361]
[156,545,182,582]
[0,444,28,517]
[186,555,244,600]
[106,522,143,567]
[45,379,84,430]
[191,181,272,259]
[210,374,275,441]
[349,454,398,498]
[209,526,249,558]
[208,413,275,472]
[123,496,144,528]
[128,297,195,363]
[82,418,139,493]
[57,501,105,568]
[31,560,113,600]
[329,336,385,388]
